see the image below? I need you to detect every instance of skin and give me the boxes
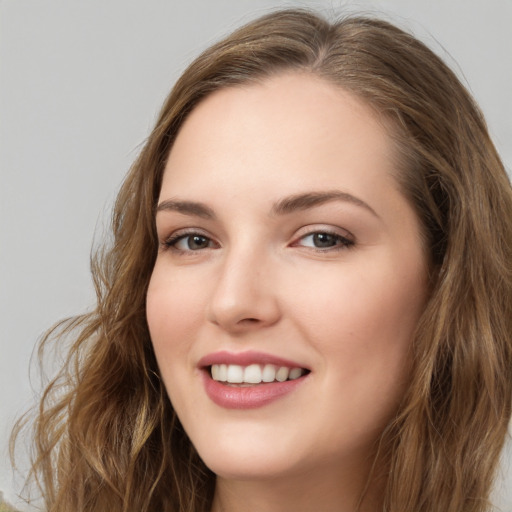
[146,73,429,512]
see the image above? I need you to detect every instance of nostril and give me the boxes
[238,318,260,325]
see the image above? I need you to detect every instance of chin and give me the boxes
[190,430,306,481]
[202,452,301,482]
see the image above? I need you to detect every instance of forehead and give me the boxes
[162,72,398,204]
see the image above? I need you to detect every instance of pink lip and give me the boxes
[201,372,308,409]
[198,350,310,410]
[198,350,309,370]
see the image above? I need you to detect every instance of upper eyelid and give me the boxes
[161,226,213,240]
[293,224,355,241]
[172,233,216,246]
[159,224,355,245]
[159,227,218,248]
[293,232,354,248]
[161,231,219,254]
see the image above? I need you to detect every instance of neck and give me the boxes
[210,463,384,512]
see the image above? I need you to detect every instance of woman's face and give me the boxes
[147,73,428,483]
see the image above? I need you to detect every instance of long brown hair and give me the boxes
[12,9,512,512]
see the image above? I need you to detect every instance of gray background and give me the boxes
[1,0,511,509]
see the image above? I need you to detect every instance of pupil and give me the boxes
[313,233,336,248]
[189,235,208,250]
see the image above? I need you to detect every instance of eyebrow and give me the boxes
[271,190,379,218]
[155,199,216,219]
[155,190,378,219]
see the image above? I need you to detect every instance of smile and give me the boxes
[199,351,310,409]
[211,363,307,385]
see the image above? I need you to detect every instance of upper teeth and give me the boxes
[211,364,305,384]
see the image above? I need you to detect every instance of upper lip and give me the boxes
[198,350,310,370]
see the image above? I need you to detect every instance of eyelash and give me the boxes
[161,228,355,254]
[293,230,355,252]
[162,231,217,253]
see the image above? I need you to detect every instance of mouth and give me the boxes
[209,363,309,386]
[198,351,311,409]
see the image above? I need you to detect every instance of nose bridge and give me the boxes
[207,237,280,330]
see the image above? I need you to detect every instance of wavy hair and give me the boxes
[12,8,512,512]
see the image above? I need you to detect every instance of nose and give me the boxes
[207,247,281,333]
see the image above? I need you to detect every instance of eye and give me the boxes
[295,231,354,250]
[164,232,217,252]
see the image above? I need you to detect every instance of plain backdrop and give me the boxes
[1,0,511,509]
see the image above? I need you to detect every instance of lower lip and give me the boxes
[202,370,308,409]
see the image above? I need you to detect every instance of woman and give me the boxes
[12,8,512,512]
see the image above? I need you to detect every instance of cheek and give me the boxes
[288,254,426,392]
[146,270,202,417]
[291,257,425,342]
[146,267,202,369]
